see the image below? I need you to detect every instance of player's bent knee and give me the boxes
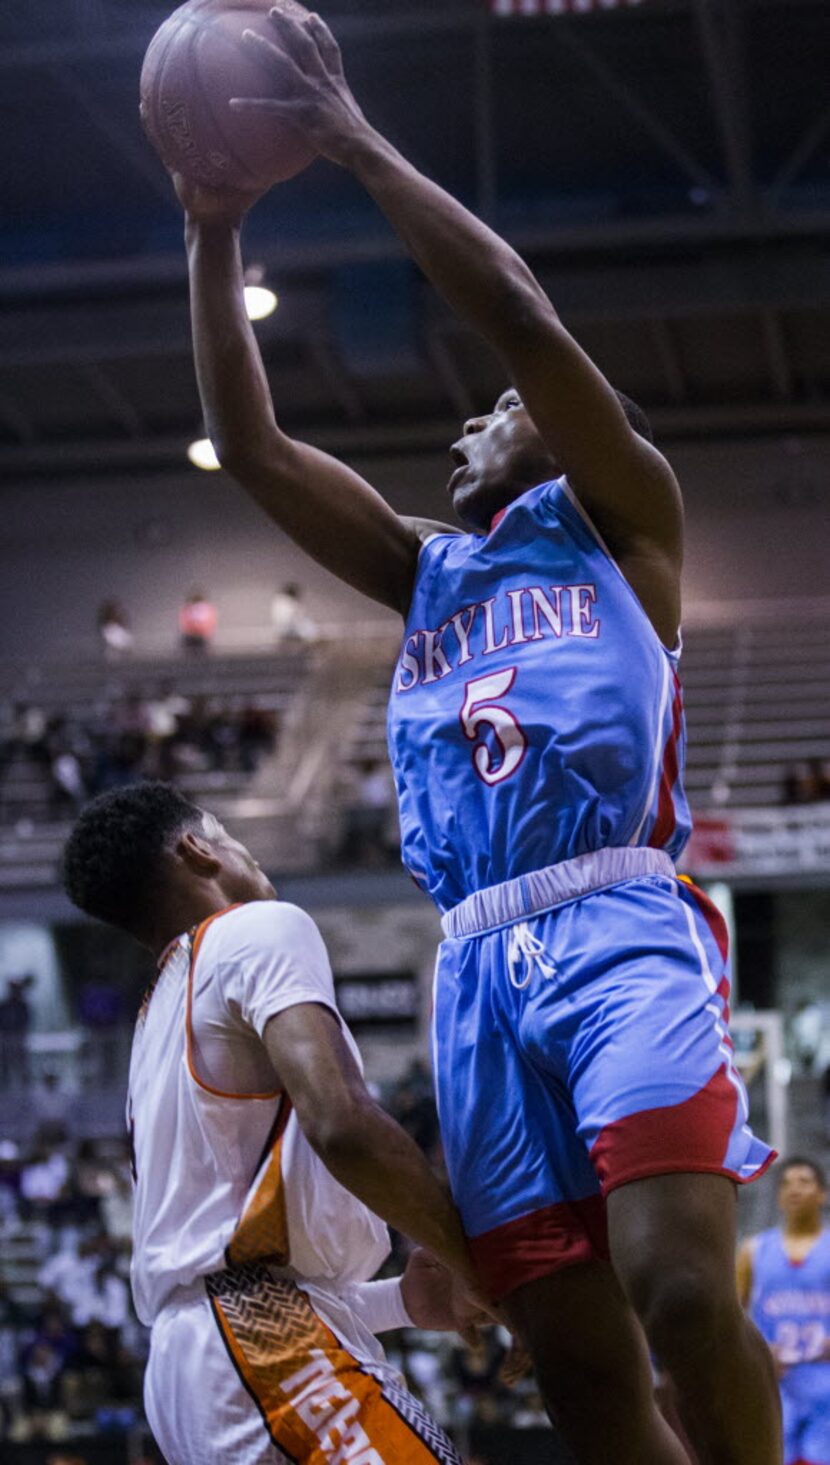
[634,1267,741,1363]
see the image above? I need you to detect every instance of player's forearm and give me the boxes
[342,128,555,359]
[311,1101,473,1281]
[185,217,284,471]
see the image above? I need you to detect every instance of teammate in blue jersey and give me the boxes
[739,1157,830,1465]
[176,9,780,1462]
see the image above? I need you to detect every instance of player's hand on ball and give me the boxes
[171,172,266,225]
[231,9,370,166]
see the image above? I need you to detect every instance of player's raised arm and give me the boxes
[235,10,683,640]
[179,178,421,614]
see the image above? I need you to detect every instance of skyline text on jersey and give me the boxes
[395,581,600,691]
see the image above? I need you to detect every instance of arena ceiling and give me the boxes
[0,0,829,483]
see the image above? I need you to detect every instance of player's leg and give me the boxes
[432,930,689,1464]
[501,1259,691,1465]
[553,875,781,1463]
[608,1173,781,1465]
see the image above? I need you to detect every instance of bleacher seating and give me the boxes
[0,650,311,889]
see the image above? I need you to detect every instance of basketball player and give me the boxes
[62,782,485,1465]
[176,10,782,1461]
[739,1157,830,1465]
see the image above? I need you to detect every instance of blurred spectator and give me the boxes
[50,750,87,815]
[179,589,216,653]
[31,1072,70,1146]
[96,601,133,660]
[78,978,125,1087]
[339,757,398,866]
[270,583,319,646]
[0,977,33,1089]
[19,1144,70,1223]
[782,758,830,805]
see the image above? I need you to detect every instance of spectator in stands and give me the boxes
[782,758,830,805]
[7,703,50,769]
[178,588,216,653]
[49,749,87,816]
[238,699,278,772]
[19,1142,71,1224]
[96,601,133,660]
[270,582,319,646]
[0,976,33,1088]
[78,978,125,1088]
[31,1071,70,1146]
[143,682,190,778]
[339,757,398,866]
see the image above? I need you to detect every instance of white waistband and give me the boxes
[440,848,676,940]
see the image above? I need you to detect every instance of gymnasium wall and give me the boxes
[2,433,829,658]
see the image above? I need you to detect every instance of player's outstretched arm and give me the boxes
[180,179,421,614]
[234,13,683,609]
[262,1000,478,1288]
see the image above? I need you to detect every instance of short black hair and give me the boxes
[778,1155,827,1189]
[615,390,655,445]
[62,782,202,933]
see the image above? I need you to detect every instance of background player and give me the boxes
[62,782,486,1465]
[177,10,781,1462]
[739,1157,830,1465]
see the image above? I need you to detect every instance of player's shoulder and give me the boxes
[200,900,326,963]
[400,514,462,547]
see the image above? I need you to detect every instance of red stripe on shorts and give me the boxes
[467,1195,609,1302]
[590,1063,740,1194]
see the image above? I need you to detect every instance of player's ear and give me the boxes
[176,829,222,879]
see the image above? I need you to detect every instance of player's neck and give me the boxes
[147,891,239,961]
[782,1214,823,1240]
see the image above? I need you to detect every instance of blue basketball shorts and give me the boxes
[431,848,776,1302]
[781,1365,830,1465]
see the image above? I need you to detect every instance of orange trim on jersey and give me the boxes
[226,1098,292,1268]
[186,905,282,1102]
[210,1270,449,1463]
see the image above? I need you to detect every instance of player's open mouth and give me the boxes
[448,445,470,492]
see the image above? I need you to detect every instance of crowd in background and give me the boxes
[0,689,279,821]
[0,1062,548,1458]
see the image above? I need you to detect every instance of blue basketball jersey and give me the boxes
[387,477,691,912]
[751,1227,830,1377]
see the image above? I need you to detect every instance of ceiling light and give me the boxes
[187,437,221,471]
[244,284,278,321]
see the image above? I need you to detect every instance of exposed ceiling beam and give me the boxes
[425,330,476,422]
[305,336,365,424]
[759,309,795,402]
[53,66,176,207]
[0,390,37,445]
[555,17,719,194]
[80,364,145,437]
[648,318,689,405]
[693,0,755,208]
[4,208,830,304]
[769,102,830,207]
[3,400,830,482]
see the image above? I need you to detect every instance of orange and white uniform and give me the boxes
[128,901,461,1465]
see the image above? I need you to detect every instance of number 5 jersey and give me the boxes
[388,476,691,911]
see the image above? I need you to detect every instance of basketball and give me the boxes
[140,0,317,192]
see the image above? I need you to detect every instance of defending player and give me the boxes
[739,1157,830,1465]
[178,10,781,1462]
[62,782,483,1465]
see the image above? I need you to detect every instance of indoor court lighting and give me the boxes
[244,283,278,321]
[187,437,221,471]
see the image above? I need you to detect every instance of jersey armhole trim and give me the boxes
[186,907,283,1103]
[558,477,682,659]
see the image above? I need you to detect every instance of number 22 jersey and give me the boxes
[387,477,692,912]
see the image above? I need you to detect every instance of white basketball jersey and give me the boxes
[127,901,390,1326]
